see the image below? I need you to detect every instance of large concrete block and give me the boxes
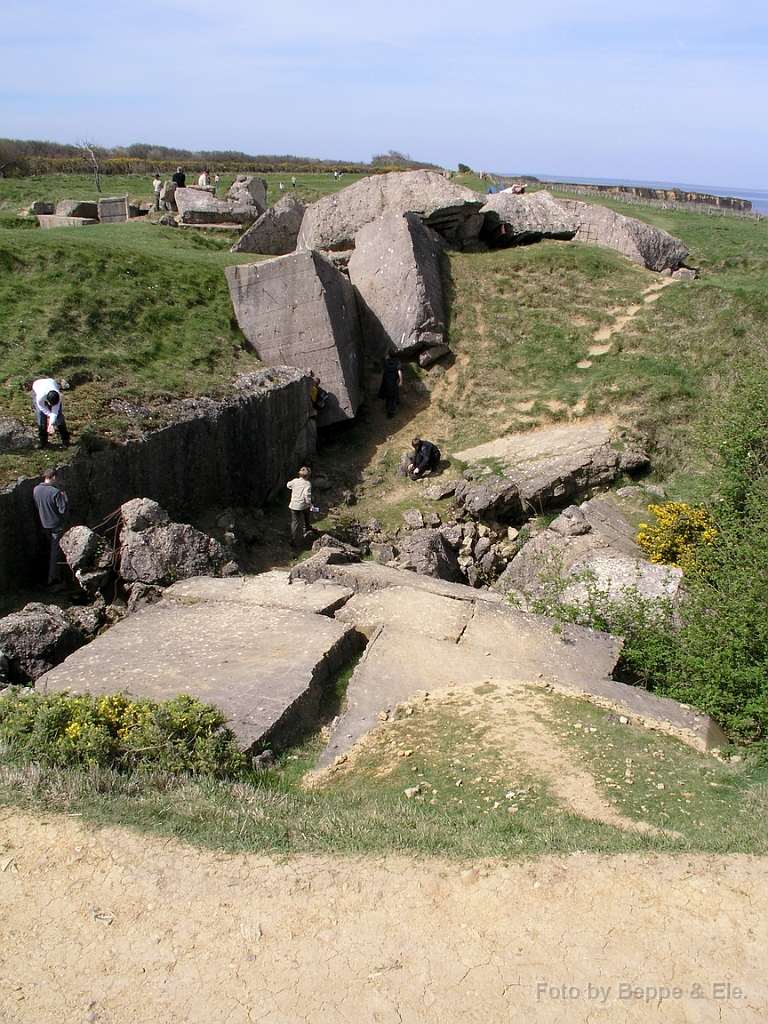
[297,170,484,252]
[175,186,265,225]
[348,211,446,358]
[231,195,306,256]
[36,597,362,753]
[225,251,363,424]
[55,199,99,219]
[97,196,129,223]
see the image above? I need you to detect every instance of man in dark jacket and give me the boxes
[33,467,68,586]
[408,437,441,479]
[171,166,186,188]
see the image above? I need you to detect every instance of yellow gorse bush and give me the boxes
[637,502,719,569]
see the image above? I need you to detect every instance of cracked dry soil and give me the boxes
[1,809,766,1023]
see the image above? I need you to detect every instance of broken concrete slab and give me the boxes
[36,596,362,752]
[225,250,363,424]
[37,215,98,228]
[480,189,579,246]
[561,199,689,271]
[175,187,265,225]
[335,587,472,641]
[348,211,446,358]
[163,570,352,617]
[296,170,485,252]
[231,195,306,255]
[455,422,624,518]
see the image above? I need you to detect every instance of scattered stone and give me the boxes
[55,199,99,219]
[397,529,464,583]
[65,604,103,637]
[97,196,129,224]
[404,786,421,799]
[418,343,452,367]
[59,526,102,572]
[370,542,397,565]
[175,184,265,226]
[158,214,178,227]
[119,519,236,588]
[120,498,170,532]
[402,508,425,530]
[424,479,459,500]
[0,603,84,685]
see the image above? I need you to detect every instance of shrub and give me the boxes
[0,691,247,777]
[637,502,718,569]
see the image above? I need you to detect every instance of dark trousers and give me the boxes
[35,408,70,448]
[290,508,311,545]
[45,529,64,584]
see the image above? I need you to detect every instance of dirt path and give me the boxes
[1,810,765,1023]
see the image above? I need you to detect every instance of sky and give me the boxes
[1,0,766,190]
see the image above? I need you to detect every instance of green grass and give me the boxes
[1,691,765,858]
[0,171,371,219]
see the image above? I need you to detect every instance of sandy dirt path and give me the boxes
[1,810,766,1023]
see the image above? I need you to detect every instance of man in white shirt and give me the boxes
[31,377,70,449]
[287,466,313,547]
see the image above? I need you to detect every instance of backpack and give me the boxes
[313,387,329,410]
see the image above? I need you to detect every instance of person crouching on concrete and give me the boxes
[31,377,70,449]
[33,467,68,587]
[407,437,441,479]
[287,466,313,547]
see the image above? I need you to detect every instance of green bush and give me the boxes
[0,691,247,777]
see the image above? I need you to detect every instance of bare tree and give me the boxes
[76,138,102,193]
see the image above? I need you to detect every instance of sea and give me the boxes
[511,174,768,214]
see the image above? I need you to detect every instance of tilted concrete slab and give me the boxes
[348,211,446,358]
[225,250,363,425]
[36,596,362,752]
[455,421,620,511]
[164,570,353,616]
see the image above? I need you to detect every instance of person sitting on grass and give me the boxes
[407,437,441,479]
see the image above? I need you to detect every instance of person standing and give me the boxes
[33,467,68,587]
[213,173,220,193]
[378,349,403,418]
[152,173,162,211]
[31,377,70,448]
[287,467,314,547]
[172,166,186,188]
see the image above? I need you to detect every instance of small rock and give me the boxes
[404,786,421,799]
[402,508,425,530]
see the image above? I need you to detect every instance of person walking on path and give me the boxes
[378,349,403,419]
[287,467,314,547]
[33,467,68,587]
[31,378,70,449]
[407,437,441,479]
